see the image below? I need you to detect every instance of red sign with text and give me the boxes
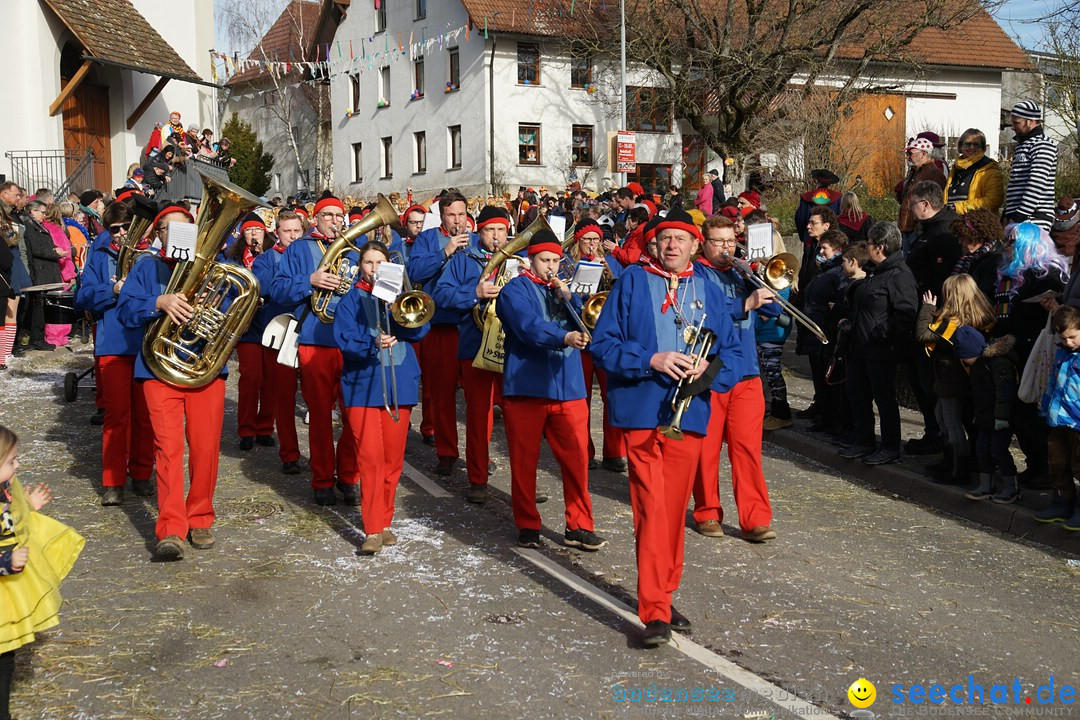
[616,131,636,172]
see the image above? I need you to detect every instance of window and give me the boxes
[352,142,363,183]
[519,123,541,165]
[413,58,424,98]
[376,2,386,32]
[571,125,593,166]
[517,44,540,85]
[415,0,426,19]
[379,66,390,107]
[628,87,673,133]
[448,125,462,169]
[381,137,392,179]
[630,164,672,193]
[448,48,460,90]
[414,131,427,174]
[570,55,592,88]
[349,74,360,109]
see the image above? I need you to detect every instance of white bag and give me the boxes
[262,313,300,369]
[1018,316,1055,404]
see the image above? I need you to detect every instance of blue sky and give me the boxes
[994,0,1063,50]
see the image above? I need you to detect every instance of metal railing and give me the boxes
[5,149,96,197]
[156,157,232,203]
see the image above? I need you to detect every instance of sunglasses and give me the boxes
[108,223,130,234]
[960,142,982,148]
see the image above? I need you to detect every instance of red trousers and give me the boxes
[460,360,501,485]
[420,326,461,459]
[265,346,300,463]
[344,406,411,535]
[581,352,626,460]
[691,378,772,530]
[625,428,704,624]
[298,344,358,489]
[143,378,225,541]
[504,397,595,531]
[413,341,434,438]
[235,342,275,438]
[93,324,104,410]
[98,355,154,487]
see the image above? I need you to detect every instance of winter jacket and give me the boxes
[958,248,1002,303]
[0,240,12,299]
[914,304,971,398]
[23,219,63,286]
[694,182,713,216]
[1003,126,1057,231]
[992,265,1066,362]
[968,334,1018,432]
[837,211,873,244]
[944,153,1004,215]
[754,286,792,345]
[848,251,918,360]
[908,207,962,298]
[897,163,947,233]
[1041,346,1080,431]
[711,178,726,212]
[795,255,845,355]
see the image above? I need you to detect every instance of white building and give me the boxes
[1,0,216,195]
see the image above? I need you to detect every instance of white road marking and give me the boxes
[402,460,452,497]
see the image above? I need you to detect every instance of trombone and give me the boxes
[723,250,828,345]
[386,250,436,327]
[545,271,591,341]
[657,314,717,441]
[374,298,401,422]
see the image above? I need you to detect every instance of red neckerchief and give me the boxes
[109,239,121,252]
[522,268,556,288]
[242,246,256,268]
[272,242,286,254]
[354,279,373,292]
[580,254,595,262]
[642,262,694,313]
[308,231,330,254]
[158,249,178,270]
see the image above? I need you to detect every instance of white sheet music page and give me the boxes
[166,222,198,262]
[373,262,405,303]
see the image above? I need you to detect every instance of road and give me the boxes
[2,347,1078,719]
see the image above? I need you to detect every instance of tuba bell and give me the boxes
[142,166,264,388]
[311,194,399,323]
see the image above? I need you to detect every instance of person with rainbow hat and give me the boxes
[794,169,842,250]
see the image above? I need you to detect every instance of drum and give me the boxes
[44,291,76,325]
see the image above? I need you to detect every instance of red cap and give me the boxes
[313,196,345,215]
[401,204,427,227]
[738,190,761,209]
[652,209,704,242]
[152,204,194,229]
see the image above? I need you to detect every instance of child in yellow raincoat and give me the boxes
[0,425,84,720]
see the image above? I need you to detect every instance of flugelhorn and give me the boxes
[142,166,264,388]
[311,194,399,323]
[657,314,717,441]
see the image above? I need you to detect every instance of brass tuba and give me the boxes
[116,196,158,281]
[311,194,399,323]
[142,166,264,388]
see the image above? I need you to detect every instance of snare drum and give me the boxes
[44,290,76,325]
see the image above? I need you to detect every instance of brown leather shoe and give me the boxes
[381,529,398,546]
[360,534,383,555]
[695,520,724,537]
[188,527,215,549]
[155,535,184,560]
[743,525,777,543]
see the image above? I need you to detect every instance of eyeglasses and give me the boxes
[706,239,738,247]
[319,212,345,220]
[960,141,982,148]
[108,223,130,234]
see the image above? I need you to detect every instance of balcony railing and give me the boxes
[5,149,95,198]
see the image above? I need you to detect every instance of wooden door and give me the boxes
[830,93,906,197]
[62,81,112,193]
[681,135,706,191]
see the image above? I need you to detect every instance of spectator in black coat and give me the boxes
[949,208,1003,302]
[21,201,63,350]
[908,180,962,299]
[795,229,848,430]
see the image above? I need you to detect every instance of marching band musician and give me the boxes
[74,200,155,507]
[430,206,511,503]
[496,228,605,551]
[227,213,275,452]
[691,215,779,543]
[333,240,429,556]
[589,209,739,647]
[269,194,361,507]
[116,204,224,560]
[569,219,627,472]
[251,210,304,474]
[406,192,476,476]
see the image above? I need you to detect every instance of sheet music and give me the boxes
[504,257,525,279]
[746,224,774,261]
[547,215,567,240]
[166,222,198,262]
[571,261,604,295]
[421,210,441,233]
[373,262,405,302]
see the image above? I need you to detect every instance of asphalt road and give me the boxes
[2,346,1078,720]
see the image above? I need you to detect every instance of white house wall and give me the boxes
[900,67,1003,158]
[225,86,321,196]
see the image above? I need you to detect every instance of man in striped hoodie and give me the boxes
[1004,100,1057,232]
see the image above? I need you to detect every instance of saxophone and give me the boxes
[142,166,264,388]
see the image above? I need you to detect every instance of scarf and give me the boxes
[643,262,694,313]
[951,242,992,276]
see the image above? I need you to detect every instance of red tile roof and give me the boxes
[459,0,1032,71]
[227,0,327,86]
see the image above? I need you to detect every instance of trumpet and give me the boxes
[545,271,591,341]
[657,314,717,441]
[723,250,828,345]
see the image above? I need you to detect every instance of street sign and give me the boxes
[615,131,636,173]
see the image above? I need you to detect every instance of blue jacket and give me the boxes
[74,242,144,356]
[225,255,265,344]
[589,264,738,434]
[406,226,480,326]
[333,284,428,408]
[116,254,230,381]
[1042,346,1080,431]
[431,242,494,360]
[754,286,792,345]
[696,261,780,386]
[91,228,113,252]
[251,243,291,322]
[268,233,357,347]
[497,274,586,401]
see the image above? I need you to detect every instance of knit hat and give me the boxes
[573,219,602,241]
[313,195,345,215]
[952,326,986,360]
[642,215,664,243]
[627,182,645,197]
[152,204,194,229]
[905,137,934,153]
[1011,100,1043,121]
[686,209,706,227]
[80,190,102,207]
[114,188,142,204]
[1054,196,1080,232]
[240,212,266,234]
[811,169,839,185]
[294,206,310,219]
[708,169,720,177]
[652,209,704,243]
[916,131,944,148]
[476,205,511,229]
[738,190,761,209]
[597,215,614,228]
[527,228,562,256]
[400,204,427,227]
[347,206,365,224]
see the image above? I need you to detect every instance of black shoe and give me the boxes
[601,457,628,473]
[336,481,360,506]
[11,345,24,357]
[588,457,599,469]
[313,488,337,506]
[100,487,123,506]
[863,448,901,465]
[641,620,671,647]
[517,528,542,548]
[239,437,254,451]
[30,341,56,351]
[670,607,692,633]
[838,444,873,459]
[563,528,607,551]
[904,435,943,455]
[466,483,489,504]
[90,408,105,426]
[488,461,498,476]
[255,435,276,447]
[422,434,435,447]
[131,479,154,497]
[795,404,818,419]
[807,418,832,432]
[282,461,302,475]
[435,457,457,476]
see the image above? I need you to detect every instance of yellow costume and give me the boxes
[0,478,84,654]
